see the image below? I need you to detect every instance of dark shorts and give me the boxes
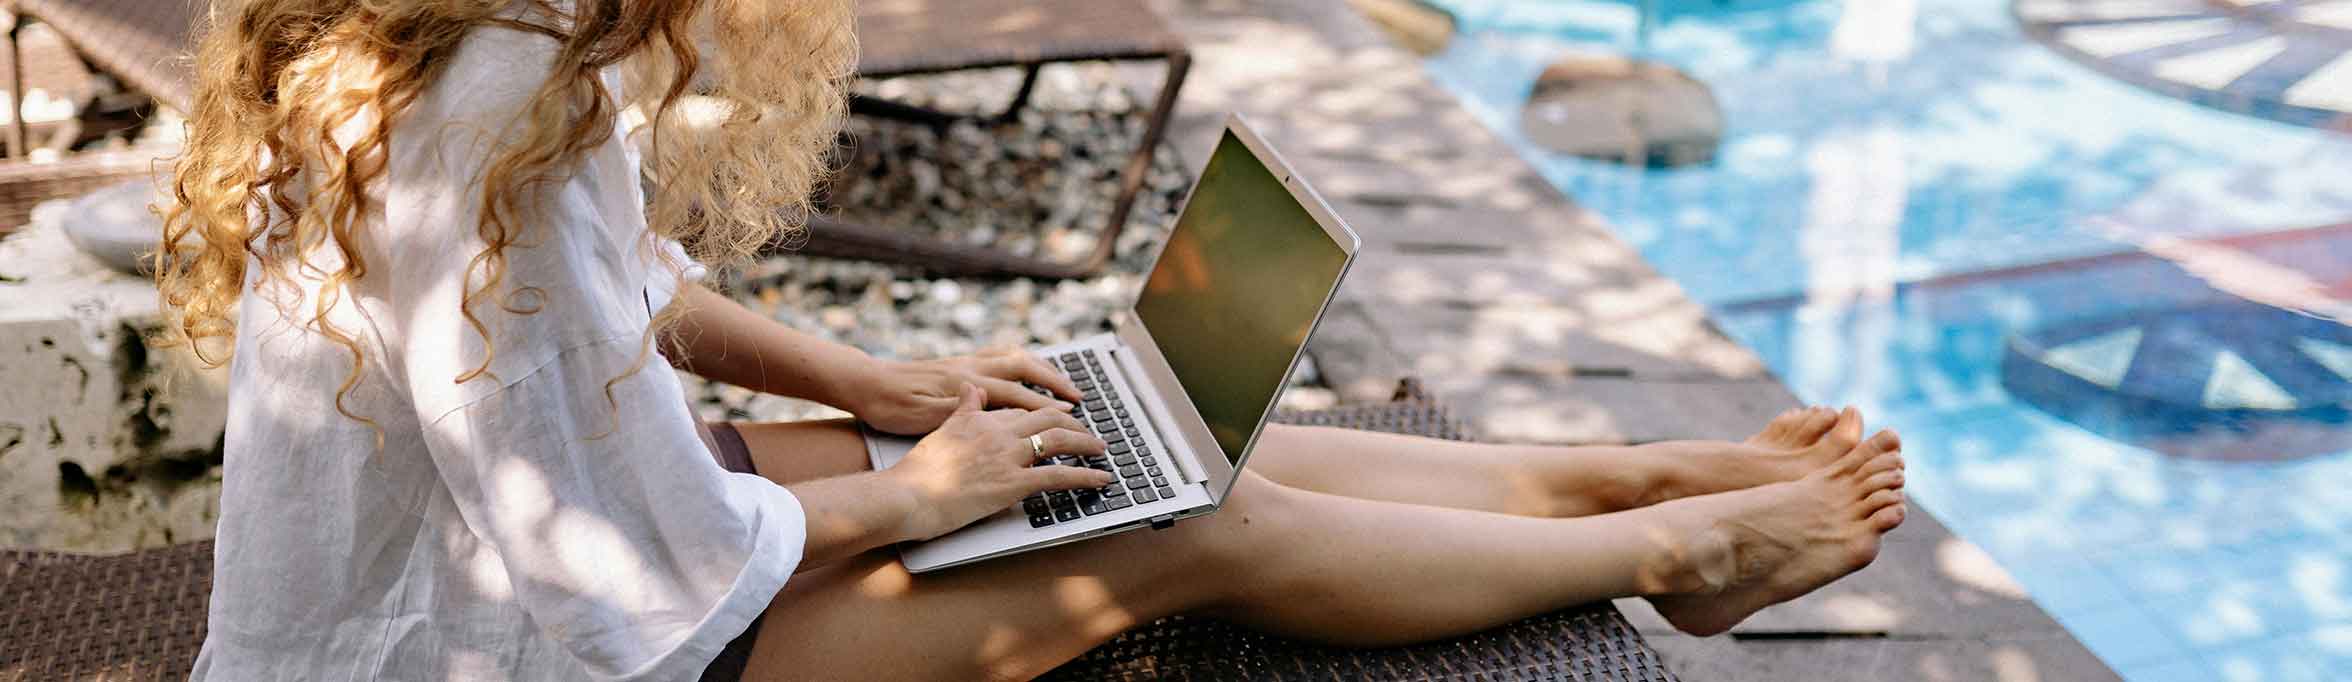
[700,422,763,682]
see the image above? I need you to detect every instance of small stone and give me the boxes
[819,306,855,330]
[1521,51,1722,168]
[928,280,963,305]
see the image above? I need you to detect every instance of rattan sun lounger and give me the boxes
[0,0,194,233]
[0,382,1679,681]
[800,0,1191,279]
[5,0,1185,280]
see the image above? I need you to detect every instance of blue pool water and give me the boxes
[1416,0,2352,678]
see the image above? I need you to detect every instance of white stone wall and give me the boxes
[1,209,227,553]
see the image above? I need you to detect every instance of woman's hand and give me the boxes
[881,385,1113,541]
[851,346,1086,436]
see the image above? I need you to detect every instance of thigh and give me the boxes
[737,473,1293,681]
[730,418,873,485]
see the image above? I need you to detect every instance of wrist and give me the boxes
[870,468,934,543]
[818,350,887,413]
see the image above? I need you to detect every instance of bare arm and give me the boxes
[662,285,880,410]
[787,387,1112,566]
[663,285,1085,434]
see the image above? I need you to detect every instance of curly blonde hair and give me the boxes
[156,0,854,429]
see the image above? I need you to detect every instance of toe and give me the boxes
[1858,450,1905,476]
[1863,468,1904,490]
[1857,488,1904,517]
[1825,407,1864,449]
[1867,503,1906,531]
[1832,429,1901,476]
[1792,407,1839,444]
[1759,409,1802,442]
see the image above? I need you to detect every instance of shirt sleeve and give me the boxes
[377,62,803,681]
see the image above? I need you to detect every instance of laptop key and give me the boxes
[1107,443,1130,455]
[1054,507,1081,522]
[1118,464,1143,477]
[1146,465,1162,477]
[1126,475,1150,489]
[1118,418,1135,429]
[1081,498,1106,515]
[1130,487,1157,503]
[1030,514,1055,528]
[1157,485,1176,498]
[1151,475,1167,487]
[1106,497,1132,511]
[1126,428,1141,438]
[1112,454,1137,466]
[1024,498,1049,515]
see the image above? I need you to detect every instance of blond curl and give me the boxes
[156,0,854,434]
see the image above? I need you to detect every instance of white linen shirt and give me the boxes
[190,24,804,682]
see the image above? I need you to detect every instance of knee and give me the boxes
[1171,472,1303,583]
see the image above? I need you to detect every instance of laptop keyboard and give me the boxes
[1022,350,1178,528]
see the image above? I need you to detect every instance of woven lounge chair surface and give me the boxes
[1,384,1677,681]
[857,0,1184,78]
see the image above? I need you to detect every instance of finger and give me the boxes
[1005,354,1084,403]
[953,382,985,415]
[1024,465,1116,492]
[1008,407,1091,437]
[977,376,1061,411]
[1033,427,1107,460]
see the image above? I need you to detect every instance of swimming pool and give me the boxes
[1415,0,2352,678]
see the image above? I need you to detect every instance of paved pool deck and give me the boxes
[1139,0,2117,678]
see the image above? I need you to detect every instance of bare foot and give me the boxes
[1643,429,1908,636]
[1740,406,1865,482]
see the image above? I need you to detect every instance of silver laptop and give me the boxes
[862,115,1361,572]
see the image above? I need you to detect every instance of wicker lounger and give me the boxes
[803,0,1190,280]
[0,382,1678,681]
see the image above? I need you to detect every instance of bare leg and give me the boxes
[1248,406,1867,517]
[735,419,1907,680]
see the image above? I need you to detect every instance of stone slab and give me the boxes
[0,209,226,553]
[1625,629,2120,682]
[1346,298,1771,381]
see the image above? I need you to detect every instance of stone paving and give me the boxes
[1138,0,2117,678]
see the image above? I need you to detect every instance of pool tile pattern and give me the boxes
[1422,0,2352,678]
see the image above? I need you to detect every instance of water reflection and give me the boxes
[1421,0,2352,676]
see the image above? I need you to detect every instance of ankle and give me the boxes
[1645,510,1738,596]
[1628,442,1722,506]
[1513,446,1662,516]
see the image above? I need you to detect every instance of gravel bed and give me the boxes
[680,65,1342,424]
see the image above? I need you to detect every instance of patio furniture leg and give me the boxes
[792,51,1190,280]
[7,11,26,158]
[849,93,957,130]
[990,63,1043,124]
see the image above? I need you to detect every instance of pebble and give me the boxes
[646,66,1331,424]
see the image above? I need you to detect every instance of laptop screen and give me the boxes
[1133,131,1349,466]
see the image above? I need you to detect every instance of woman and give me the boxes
[161,1,1908,679]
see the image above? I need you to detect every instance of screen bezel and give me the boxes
[1115,114,1361,505]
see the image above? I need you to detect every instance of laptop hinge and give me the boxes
[1149,514,1178,530]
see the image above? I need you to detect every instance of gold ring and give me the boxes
[1029,433,1046,458]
